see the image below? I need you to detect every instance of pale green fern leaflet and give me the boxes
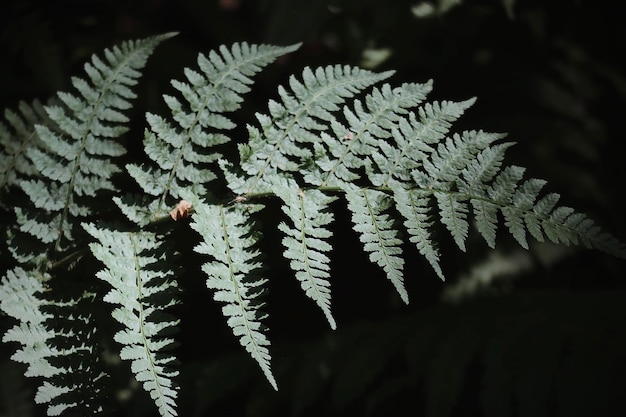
[345,185,407,303]
[0,268,55,379]
[392,187,445,279]
[84,223,179,417]
[367,98,477,187]
[273,176,338,329]
[190,201,276,389]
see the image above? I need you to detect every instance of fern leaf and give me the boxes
[14,33,174,255]
[345,185,407,303]
[84,223,180,417]
[459,143,514,193]
[190,202,277,390]
[120,42,300,225]
[392,186,445,280]
[435,191,470,251]
[414,99,477,144]
[511,189,624,257]
[226,65,395,195]
[273,177,338,329]
[469,197,500,249]
[3,35,626,416]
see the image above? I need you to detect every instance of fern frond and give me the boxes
[272,177,338,329]
[1,35,176,411]
[2,34,625,416]
[190,201,277,390]
[223,65,396,195]
[345,185,407,303]
[14,33,175,255]
[84,223,180,417]
[118,42,300,225]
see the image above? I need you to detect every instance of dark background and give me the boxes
[1,0,625,416]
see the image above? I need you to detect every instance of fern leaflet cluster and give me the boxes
[274,177,338,329]
[0,268,54,379]
[190,201,275,389]
[84,224,179,417]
